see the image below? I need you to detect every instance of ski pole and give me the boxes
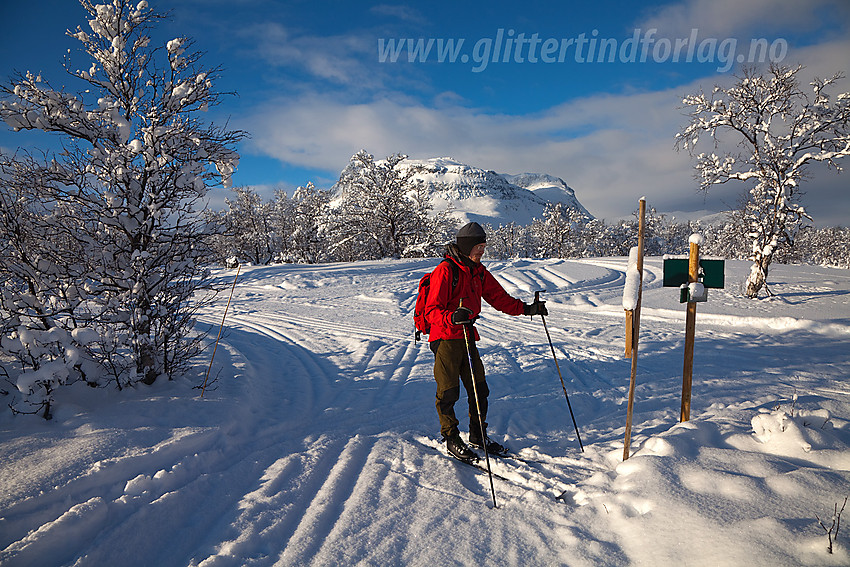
[535,290,584,452]
[460,298,498,509]
[201,263,240,398]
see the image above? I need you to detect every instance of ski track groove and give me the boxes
[3,417,381,567]
[274,435,374,566]
[224,311,429,437]
[188,435,362,566]
[215,311,428,471]
[536,264,581,292]
[0,428,224,563]
[335,340,432,435]
[222,314,335,431]
[250,310,408,343]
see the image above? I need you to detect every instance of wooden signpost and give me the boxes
[622,199,645,461]
[680,238,700,421]
[623,230,726,459]
[661,236,725,422]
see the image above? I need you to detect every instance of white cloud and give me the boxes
[240,38,850,224]
[369,4,427,24]
[638,0,848,39]
[237,22,377,87]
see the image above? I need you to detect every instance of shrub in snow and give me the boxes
[0,0,244,415]
[817,497,847,555]
[751,410,813,452]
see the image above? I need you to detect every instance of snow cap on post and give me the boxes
[623,247,641,310]
[457,222,487,255]
[627,245,640,268]
[689,233,704,246]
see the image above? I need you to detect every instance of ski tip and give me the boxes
[455,455,480,465]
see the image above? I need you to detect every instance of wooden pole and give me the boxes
[680,241,699,421]
[623,198,645,461]
[201,263,240,398]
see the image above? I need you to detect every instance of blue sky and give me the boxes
[2,0,849,224]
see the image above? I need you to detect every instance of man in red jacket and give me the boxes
[424,221,547,461]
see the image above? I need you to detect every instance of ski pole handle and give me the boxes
[532,290,544,320]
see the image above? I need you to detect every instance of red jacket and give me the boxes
[425,247,525,341]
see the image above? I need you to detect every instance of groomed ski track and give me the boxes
[192,259,624,565]
[2,257,849,566]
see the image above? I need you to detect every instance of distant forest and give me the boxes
[208,182,849,270]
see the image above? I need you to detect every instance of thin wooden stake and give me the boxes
[623,199,645,461]
[201,263,240,398]
[681,241,699,421]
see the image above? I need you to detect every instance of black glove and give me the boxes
[451,306,475,326]
[524,300,548,317]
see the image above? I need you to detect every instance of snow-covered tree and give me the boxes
[204,182,332,265]
[485,222,531,259]
[0,154,101,417]
[269,188,296,262]
[329,150,434,260]
[289,182,330,263]
[215,187,275,265]
[401,178,457,257]
[699,205,756,262]
[774,225,850,268]
[676,64,850,297]
[0,0,244,411]
[531,203,589,258]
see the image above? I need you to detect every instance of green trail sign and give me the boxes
[662,258,725,289]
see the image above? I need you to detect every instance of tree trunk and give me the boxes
[135,290,159,385]
[745,252,772,298]
[139,344,158,385]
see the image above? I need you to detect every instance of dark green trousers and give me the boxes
[431,338,489,439]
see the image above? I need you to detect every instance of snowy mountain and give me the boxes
[504,171,590,216]
[403,157,592,226]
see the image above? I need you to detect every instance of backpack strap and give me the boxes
[443,258,459,290]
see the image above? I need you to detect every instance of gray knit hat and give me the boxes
[456,222,487,255]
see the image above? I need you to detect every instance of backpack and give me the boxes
[414,258,459,342]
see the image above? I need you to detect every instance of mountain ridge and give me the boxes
[400,157,592,226]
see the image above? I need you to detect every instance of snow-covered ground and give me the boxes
[1,257,849,566]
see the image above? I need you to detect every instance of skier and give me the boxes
[424,221,547,461]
